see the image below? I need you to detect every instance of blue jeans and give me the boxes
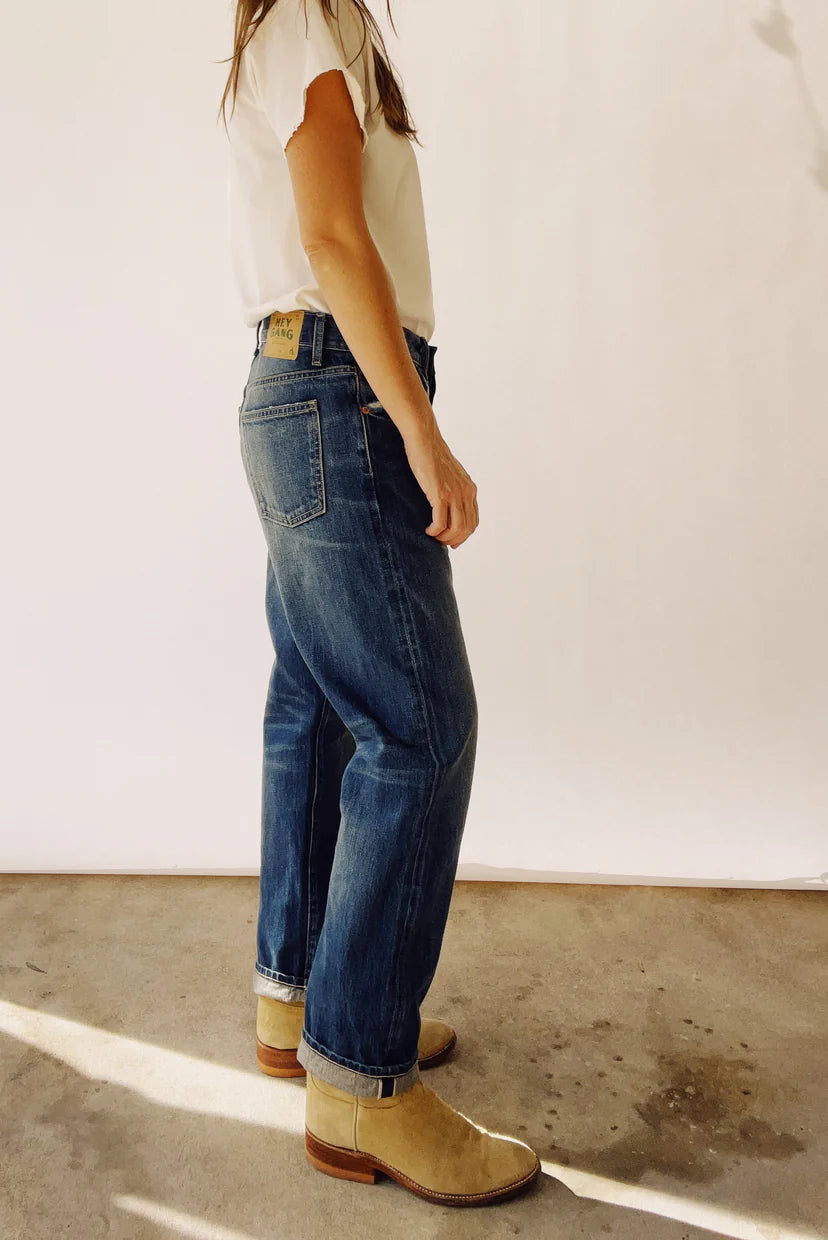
[237,311,478,1099]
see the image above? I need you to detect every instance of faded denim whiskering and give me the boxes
[238,311,478,1099]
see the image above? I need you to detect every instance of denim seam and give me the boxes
[362,429,437,764]
[351,363,375,475]
[255,963,308,986]
[387,748,441,1050]
[361,456,442,1052]
[359,408,373,474]
[304,696,331,971]
[301,1026,419,1078]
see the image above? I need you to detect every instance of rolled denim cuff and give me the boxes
[297,1031,420,1098]
[253,965,307,1004]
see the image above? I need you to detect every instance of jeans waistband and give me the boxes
[256,310,435,389]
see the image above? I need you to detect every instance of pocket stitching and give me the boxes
[239,398,317,425]
[239,399,326,528]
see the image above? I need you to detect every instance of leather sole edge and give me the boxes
[305,1127,541,1206]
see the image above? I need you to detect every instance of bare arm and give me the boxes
[284,69,478,547]
[284,69,432,440]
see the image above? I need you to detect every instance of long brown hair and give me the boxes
[216,0,419,144]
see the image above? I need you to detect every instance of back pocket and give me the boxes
[239,399,326,527]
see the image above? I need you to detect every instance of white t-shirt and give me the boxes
[225,0,435,341]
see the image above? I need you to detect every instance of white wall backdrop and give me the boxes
[2,1,826,885]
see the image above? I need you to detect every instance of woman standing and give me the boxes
[219,0,540,1206]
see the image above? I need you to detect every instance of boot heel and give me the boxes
[305,1128,378,1184]
[256,1036,306,1078]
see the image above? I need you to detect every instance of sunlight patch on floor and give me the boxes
[544,1160,826,1240]
[0,998,304,1133]
[3,998,823,1239]
[113,1195,259,1240]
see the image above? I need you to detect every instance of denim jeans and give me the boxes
[237,311,478,1099]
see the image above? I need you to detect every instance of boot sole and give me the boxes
[255,1036,307,1078]
[305,1127,541,1206]
[256,1030,457,1078]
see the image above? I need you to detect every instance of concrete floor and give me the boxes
[0,877,825,1240]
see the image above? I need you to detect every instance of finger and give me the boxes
[458,492,474,537]
[450,494,476,547]
[440,501,466,546]
[425,498,448,535]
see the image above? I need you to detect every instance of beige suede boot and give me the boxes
[255,997,307,1078]
[256,996,456,1077]
[304,1070,541,1206]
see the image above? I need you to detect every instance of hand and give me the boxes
[404,421,479,548]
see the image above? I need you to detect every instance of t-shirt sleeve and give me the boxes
[248,0,368,153]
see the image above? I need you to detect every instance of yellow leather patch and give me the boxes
[263,310,305,359]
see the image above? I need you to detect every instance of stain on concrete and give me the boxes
[552,1050,805,1185]
[635,1053,754,1130]
[35,1055,138,1177]
[737,1116,806,1159]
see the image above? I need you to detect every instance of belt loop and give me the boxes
[311,312,325,366]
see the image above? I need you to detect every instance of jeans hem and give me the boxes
[296,1033,420,1098]
[253,966,308,1004]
